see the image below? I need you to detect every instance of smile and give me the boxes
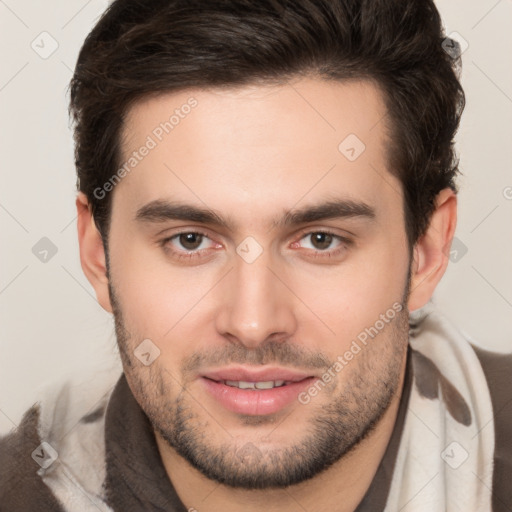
[223,380,287,390]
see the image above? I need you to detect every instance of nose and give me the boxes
[214,249,298,349]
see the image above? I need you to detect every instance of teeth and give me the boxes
[224,380,287,390]
[255,381,275,390]
[239,381,257,390]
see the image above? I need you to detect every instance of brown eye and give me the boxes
[294,230,352,261]
[161,230,218,261]
[309,232,334,250]
[178,232,204,251]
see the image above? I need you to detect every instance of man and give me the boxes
[1,0,511,511]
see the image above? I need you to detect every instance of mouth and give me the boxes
[200,367,317,416]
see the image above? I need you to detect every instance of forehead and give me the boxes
[114,77,400,230]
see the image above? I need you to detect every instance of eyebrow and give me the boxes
[134,198,376,230]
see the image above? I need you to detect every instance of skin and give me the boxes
[77,76,457,512]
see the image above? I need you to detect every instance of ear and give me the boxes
[76,192,113,313]
[408,188,457,312]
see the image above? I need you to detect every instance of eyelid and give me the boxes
[294,225,354,239]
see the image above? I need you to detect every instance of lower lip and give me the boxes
[201,377,315,416]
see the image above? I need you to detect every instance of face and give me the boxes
[106,77,412,488]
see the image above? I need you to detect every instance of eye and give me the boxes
[300,232,338,251]
[294,230,352,259]
[160,229,352,263]
[161,231,220,261]
[173,232,211,251]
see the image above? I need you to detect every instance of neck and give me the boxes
[155,356,408,512]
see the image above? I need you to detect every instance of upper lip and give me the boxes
[201,366,315,383]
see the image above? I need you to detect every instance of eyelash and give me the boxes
[160,229,352,262]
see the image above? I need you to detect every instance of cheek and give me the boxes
[292,238,408,350]
[109,233,223,349]
[108,235,180,336]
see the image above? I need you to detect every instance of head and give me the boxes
[73,0,463,489]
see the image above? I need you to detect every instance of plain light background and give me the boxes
[1,0,511,435]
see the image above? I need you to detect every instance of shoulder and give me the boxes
[471,344,512,406]
[0,367,122,511]
[471,343,512,512]
[0,403,65,511]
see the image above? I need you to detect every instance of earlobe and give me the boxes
[76,192,113,313]
[408,188,457,312]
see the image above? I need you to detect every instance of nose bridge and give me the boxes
[215,247,296,347]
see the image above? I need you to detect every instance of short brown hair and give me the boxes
[69,0,465,250]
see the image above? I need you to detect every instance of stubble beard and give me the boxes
[109,279,410,490]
